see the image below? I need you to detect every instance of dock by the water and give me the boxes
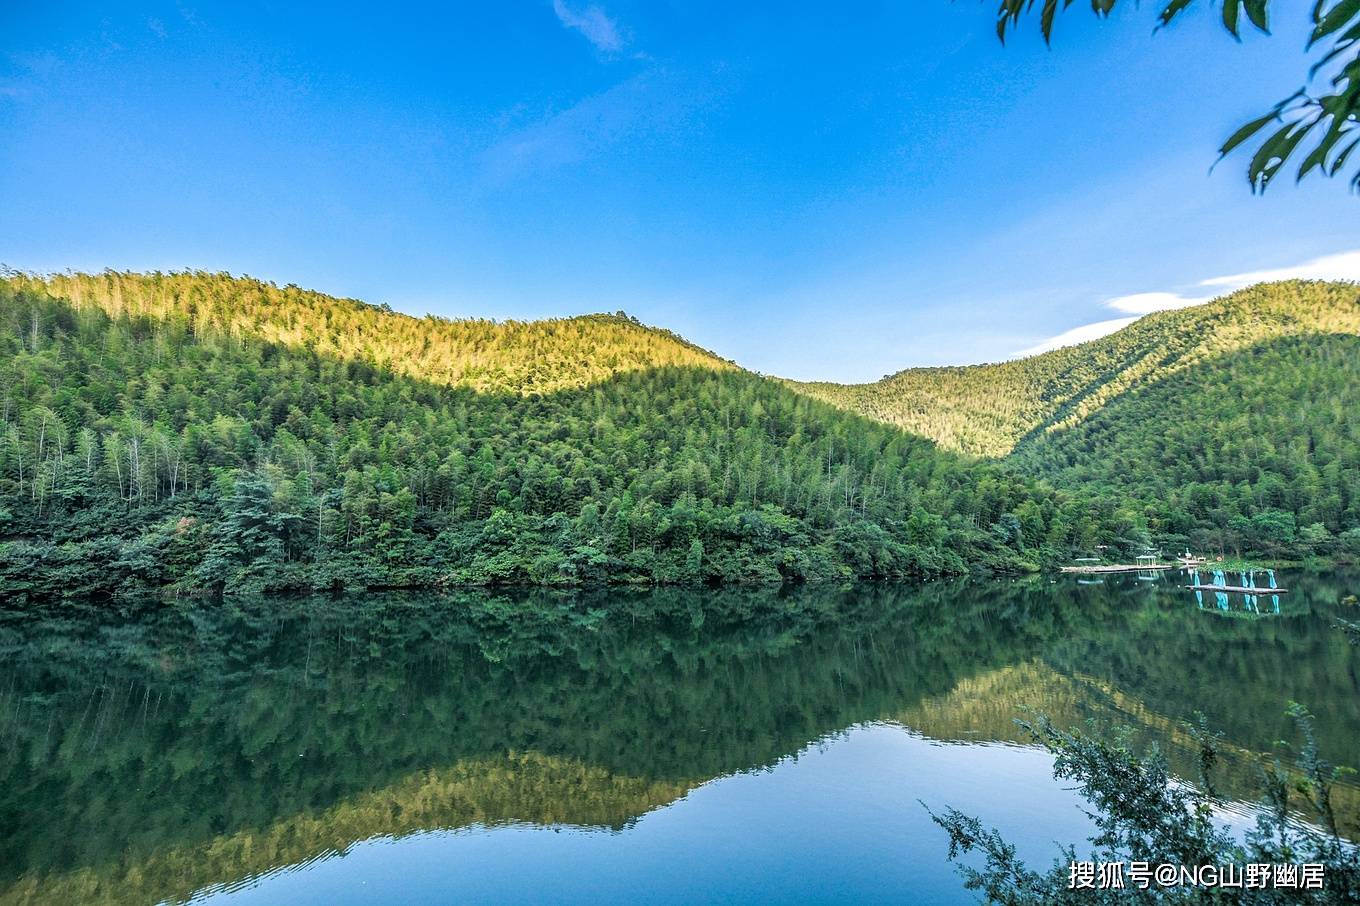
[1061,564,1175,574]
[1186,584,1288,594]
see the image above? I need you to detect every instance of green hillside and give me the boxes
[791,281,1360,558]
[1010,333,1360,556]
[0,271,1117,600]
[5,272,1353,600]
[9,271,732,394]
[791,281,1360,457]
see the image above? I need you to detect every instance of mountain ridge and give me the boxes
[1,271,1075,598]
[784,279,1360,554]
[786,280,1360,458]
[4,269,734,395]
[1,271,1356,600]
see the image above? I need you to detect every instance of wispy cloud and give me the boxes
[1104,290,1211,315]
[1105,249,1360,314]
[1012,317,1139,358]
[1199,249,1360,288]
[0,51,60,105]
[1013,248,1360,357]
[478,65,725,187]
[479,72,653,185]
[552,0,624,54]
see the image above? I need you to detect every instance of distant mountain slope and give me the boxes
[1011,333,1360,545]
[789,280,1360,555]
[7,270,732,394]
[1,272,1093,599]
[790,281,1360,458]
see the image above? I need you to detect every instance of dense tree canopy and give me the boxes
[794,281,1360,558]
[1,273,1354,600]
[1,272,1113,599]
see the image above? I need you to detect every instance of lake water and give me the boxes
[2,570,1358,904]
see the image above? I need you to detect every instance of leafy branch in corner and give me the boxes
[992,1,1360,193]
[925,706,1360,903]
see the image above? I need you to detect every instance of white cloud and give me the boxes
[552,0,624,53]
[1012,317,1139,358]
[1013,248,1360,358]
[1199,249,1360,288]
[1105,248,1360,315]
[1104,291,1211,315]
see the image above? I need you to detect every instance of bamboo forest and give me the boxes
[5,0,1360,903]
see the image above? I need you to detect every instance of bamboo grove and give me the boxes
[0,272,1355,600]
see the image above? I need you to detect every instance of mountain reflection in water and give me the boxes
[2,571,1357,905]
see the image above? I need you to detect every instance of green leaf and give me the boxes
[1243,0,1270,33]
[1309,20,1360,76]
[1248,122,1311,192]
[1219,111,1280,157]
[1297,119,1348,179]
[1040,0,1060,43]
[1311,0,1360,47]
[1222,1,1241,37]
[1157,0,1195,28]
[995,0,1032,45]
[1328,134,1360,175]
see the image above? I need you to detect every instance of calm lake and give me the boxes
[2,570,1358,904]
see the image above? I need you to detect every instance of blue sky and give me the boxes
[2,1,1357,382]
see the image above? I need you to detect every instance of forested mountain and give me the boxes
[2,272,1354,600]
[792,281,1360,559]
[8,271,732,394]
[1,272,1117,600]
[791,282,1360,455]
[1010,333,1360,557]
